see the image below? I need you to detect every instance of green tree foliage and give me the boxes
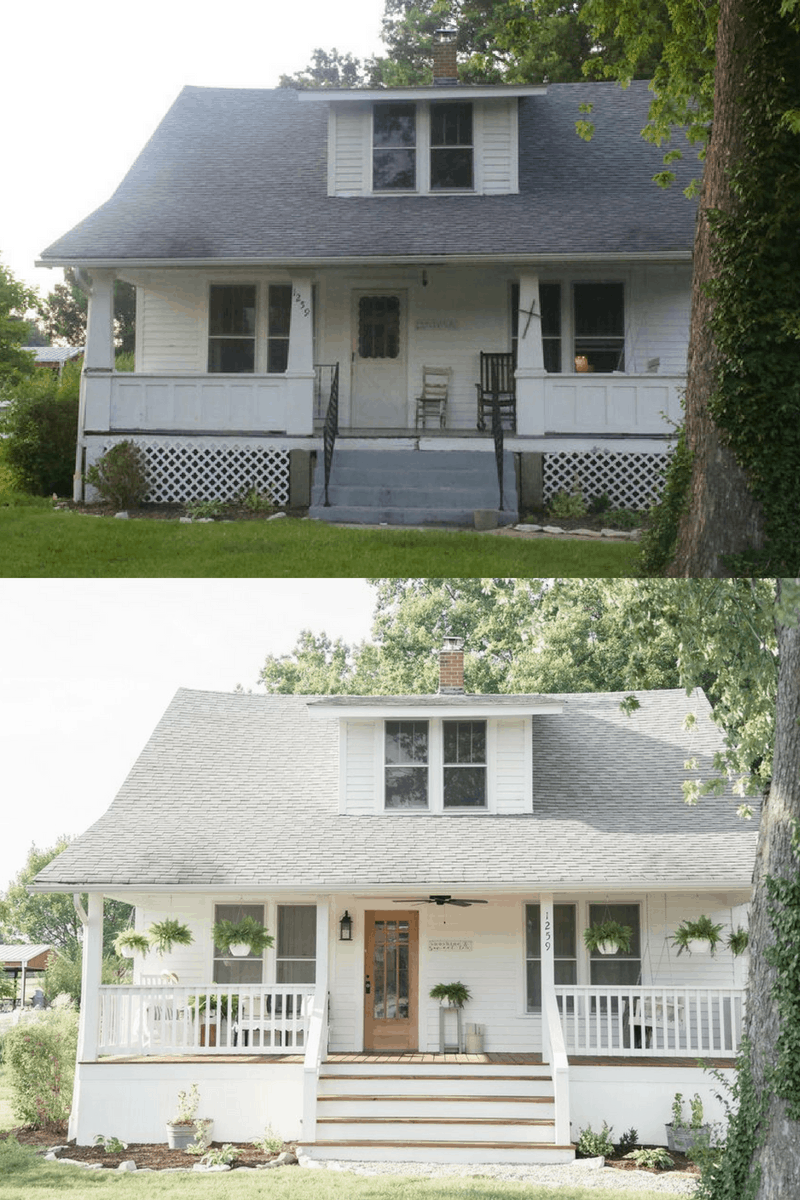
[260,579,776,797]
[0,362,79,495]
[0,260,37,385]
[3,1008,79,1128]
[37,268,136,353]
[279,48,375,88]
[0,837,133,960]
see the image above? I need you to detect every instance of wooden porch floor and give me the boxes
[95,1050,734,1069]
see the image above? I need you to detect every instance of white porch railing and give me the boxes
[543,374,684,434]
[541,985,570,1144]
[105,374,289,433]
[554,986,746,1058]
[97,985,315,1056]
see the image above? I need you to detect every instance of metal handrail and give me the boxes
[322,363,339,507]
[491,396,505,510]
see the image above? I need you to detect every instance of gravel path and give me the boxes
[299,1156,699,1195]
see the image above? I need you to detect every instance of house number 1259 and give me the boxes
[544,910,552,952]
[293,289,310,318]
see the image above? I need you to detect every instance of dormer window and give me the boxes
[430,103,473,190]
[373,103,416,191]
[385,721,429,808]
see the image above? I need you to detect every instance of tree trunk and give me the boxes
[669,0,764,576]
[747,580,800,1197]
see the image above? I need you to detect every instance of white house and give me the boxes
[37,36,697,525]
[32,640,755,1162]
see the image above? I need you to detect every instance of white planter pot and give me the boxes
[229,943,250,957]
[119,946,136,959]
[597,940,618,955]
[687,938,711,954]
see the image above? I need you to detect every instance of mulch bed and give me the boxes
[4,1123,698,1174]
[2,1123,291,1169]
[57,501,307,522]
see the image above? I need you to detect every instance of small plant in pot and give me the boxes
[166,1084,213,1150]
[672,916,724,956]
[583,920,633,956]
[148,919,194,956]
[429,981,472,1008]
[665,1092,710,1155]
[212,916,274,958]
[113,930,151,958]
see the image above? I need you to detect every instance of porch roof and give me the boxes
[31,687,758,894]
[38,80,698,267]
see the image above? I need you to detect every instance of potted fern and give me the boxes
[148,919,194,956]
[583,919,633,956]
[672,916,724,956]
[727,927,749,957]
[212,916,274,958]
[429,981,471,1008]
[113,930,151,958]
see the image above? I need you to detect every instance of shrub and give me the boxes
[0,364,79,495]
[43,950,125,1007]
[253,1125,284,1154]
[184,499,226,520]
[626,1147,674,1170]
[576,1120,615,1157]
[85,440,148,509]
[548,477,587,519]
[3,1008,79,1128]
[617,1127,639,1156]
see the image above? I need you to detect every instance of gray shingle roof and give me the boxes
[39,80,698,265]
[32,687,757,893]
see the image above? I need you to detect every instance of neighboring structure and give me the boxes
[22,346,84,377]
[31,641,755,1161]
[37,37,697,525]
[0,944,55,1006]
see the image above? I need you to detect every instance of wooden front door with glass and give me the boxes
[363,910,419,1051]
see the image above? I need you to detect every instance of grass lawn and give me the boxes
[0,1140,687,1200]
[0,507,639,578]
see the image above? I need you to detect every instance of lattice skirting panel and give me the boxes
[543,450,671,511]
[88,437,291,505]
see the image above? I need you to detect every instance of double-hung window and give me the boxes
[267,285,291,373]
[208,285,256,373]
[574,282,625,372]
[276,905,316,984]
[213,903,265,984]
[588,903,641,985]
[443,720,486,807]
[430,102,473,190]
[525,903,577,1011]
[385,721,429,808]
[373,103,416,191]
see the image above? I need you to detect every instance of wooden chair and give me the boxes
[415,365,450,429]
[476,352,516,431]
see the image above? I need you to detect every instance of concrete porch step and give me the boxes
[309,447,518,526]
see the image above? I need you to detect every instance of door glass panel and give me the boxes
[359,296,400,360]
[373,918,409,1020]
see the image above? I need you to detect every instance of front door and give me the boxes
[364,910,419,1051]
[351,292,408,428]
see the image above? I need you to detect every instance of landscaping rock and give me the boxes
[114,511,129,519]
[117,1160,137,1172]
[543,525,565,534]
[193,1162,231,1171]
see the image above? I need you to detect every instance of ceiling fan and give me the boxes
[391,895,489,907]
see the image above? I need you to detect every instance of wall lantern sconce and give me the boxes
[339,911,353,941]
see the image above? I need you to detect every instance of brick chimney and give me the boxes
[432,28,458,85]
[438,636,465,693]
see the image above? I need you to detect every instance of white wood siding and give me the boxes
[343,721,377,814]
[480,99,518,193]
[329,105,369,196]
[495,719,531,813]
[137,276,205,373]
[626,265,692,375]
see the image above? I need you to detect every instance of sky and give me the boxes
[0,579,377,896]
[3,0,387,297]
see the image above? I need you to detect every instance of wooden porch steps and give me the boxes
[300,1059,574,1165]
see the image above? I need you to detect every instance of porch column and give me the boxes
[540,892,555,1063]
[285,278,315,435]
[77,269,116,499]
[76,892,104,1062]
[515,273,547,436]
[302,897,330,1144]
